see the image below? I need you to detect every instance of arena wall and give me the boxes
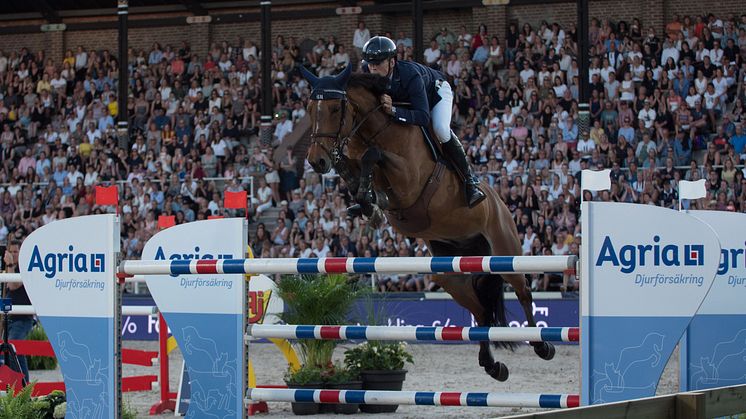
[0,0,741,64]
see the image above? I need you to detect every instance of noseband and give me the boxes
[309,88,390,165]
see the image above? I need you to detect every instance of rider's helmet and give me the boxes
[362,36,397,64]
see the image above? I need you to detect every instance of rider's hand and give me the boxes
[381,94,394,115]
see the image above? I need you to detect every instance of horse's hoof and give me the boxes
[375,189,389,210]
[534,342,556,360]
[369,207,385,228]
[486,362,509,381]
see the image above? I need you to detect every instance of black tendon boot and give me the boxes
[442,133,486,208]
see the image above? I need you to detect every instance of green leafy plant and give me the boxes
[323,363,359,385]
[277,274,366,373]
[283,364,324,386]
[0,383,42,419]
[26,326,57,371]
[122,402,138,419]
[344,341,413,373]
[34,390,65,419]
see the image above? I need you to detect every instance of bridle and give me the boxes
[309,88,392,165]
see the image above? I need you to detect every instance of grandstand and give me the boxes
[0,0,743,293]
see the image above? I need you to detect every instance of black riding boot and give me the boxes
[443,133,486,208]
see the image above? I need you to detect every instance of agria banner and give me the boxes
[20,215,120,418]
[681,211,746,391]
[142,218,247,419]
[580,202,720,405]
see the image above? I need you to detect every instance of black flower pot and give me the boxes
[359,370,407,413]
[328,380,363,414]
[287,382,323,415]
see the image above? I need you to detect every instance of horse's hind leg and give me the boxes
[484,210,556,361]
[429,239,510,382]
[473,273,510,381]
[502,273,555,361]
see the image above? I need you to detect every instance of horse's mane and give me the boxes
[347,73,388,96]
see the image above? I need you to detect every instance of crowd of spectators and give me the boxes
[0,13,744,293]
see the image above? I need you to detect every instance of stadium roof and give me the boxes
[0,1,261,21]
[0,0,556,27]
[0,0,528,22]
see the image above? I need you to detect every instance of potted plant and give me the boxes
[283,365,325,415]
[323,363,362,414]
[276,274,365,415]
[344,341,413,413]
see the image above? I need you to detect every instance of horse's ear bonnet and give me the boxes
[299,65,319,88]
[302,65,351,100]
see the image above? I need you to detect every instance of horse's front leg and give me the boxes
[358,147,389,226]
[333,154,361,195]
[356,146,382,205]
[334,154,377,220]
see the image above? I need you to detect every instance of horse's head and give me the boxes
[301,65,354,174]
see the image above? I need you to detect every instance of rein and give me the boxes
[310,89,392,165]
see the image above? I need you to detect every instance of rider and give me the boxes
[359,35,486,208]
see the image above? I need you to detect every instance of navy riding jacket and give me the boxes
[363,60,445,127]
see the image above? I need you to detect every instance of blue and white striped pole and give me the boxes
[246,324,580,343]
[246,388,580,408]
[120,255,577,276]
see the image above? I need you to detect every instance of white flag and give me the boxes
[679,179,706,200]
[581,169,611,192]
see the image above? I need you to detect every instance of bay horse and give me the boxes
[301,65,555,381]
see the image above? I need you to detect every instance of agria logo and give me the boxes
[717,244,746,275]
[27,245,106,279]
[153,246,233,261]
[153,246,234,278]
[595,235,704,274]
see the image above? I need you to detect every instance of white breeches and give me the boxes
[432,80,454,143]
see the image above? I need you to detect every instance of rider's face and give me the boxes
[368,58,393,77]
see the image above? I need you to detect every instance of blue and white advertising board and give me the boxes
[581,202,720,405]
[142,218,247,419]
[19,215,120,418]
[681,211,746,391]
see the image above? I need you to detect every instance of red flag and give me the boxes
[95,185,119,206]
[158,215,176,229]
[224,191,247,209]
[208,215,224,219]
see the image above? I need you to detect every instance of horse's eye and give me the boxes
[330,106,340,114]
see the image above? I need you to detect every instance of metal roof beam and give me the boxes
[182,0,207,15]
[37,0,62,23]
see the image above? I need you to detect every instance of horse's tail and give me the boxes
[473,274,514,350]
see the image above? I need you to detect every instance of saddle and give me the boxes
[419,126,455,172]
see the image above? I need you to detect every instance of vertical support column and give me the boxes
[642,0,665,35]
[117,0,129,149]
[188,21,211,58]
[576,0,590,142]
[46,31,64,64]
[480,4,507,41]
[260,1,273,148]
[412,0,423,64]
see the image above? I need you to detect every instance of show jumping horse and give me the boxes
[300,65,555,381]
